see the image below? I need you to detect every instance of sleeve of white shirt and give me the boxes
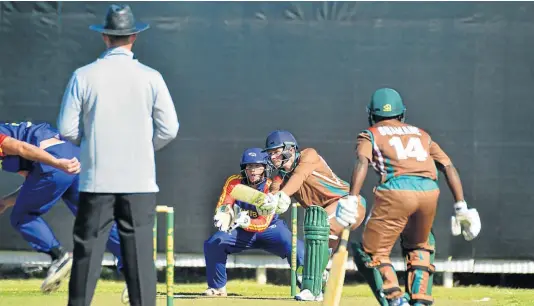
[152,72,179,151]
[57,71,84,146]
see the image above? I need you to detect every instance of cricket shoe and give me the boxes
[295,289,323,302]
[121,286,129,304]
[203,287,227,297]
[41,252,73,294]
[295,267,328,290]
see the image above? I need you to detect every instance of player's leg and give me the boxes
[204,229,256,295]
[400,190,439,306]
[9,165,76,293]
[352,189,417,306]
[290,206,330,301]
[252,218,305,273]
[400,230,436,306]
[292,196,366,301]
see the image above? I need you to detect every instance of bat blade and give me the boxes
[230,184,266,207]
[322,228,350,306]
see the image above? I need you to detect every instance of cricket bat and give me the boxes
[322,227,351,306]
[230,184,266,206]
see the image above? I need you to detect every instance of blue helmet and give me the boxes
[240,148,268,170]
[263,130,299,152]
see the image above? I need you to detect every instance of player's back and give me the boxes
[0,121,60,147]
[363,119,437,183]
[0,121,61,173]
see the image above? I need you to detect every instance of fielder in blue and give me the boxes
[204,147,305,296]
[0,121,123,294]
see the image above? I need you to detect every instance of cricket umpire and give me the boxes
[57,4,179,306]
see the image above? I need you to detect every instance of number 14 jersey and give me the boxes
[356,119,452,185]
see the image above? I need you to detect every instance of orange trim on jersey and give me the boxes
[215,174,242,213]
[246,213,274,232]
[0,134,7,157]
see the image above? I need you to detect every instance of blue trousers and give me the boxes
[9,142,123,268]
[204,218,304,289]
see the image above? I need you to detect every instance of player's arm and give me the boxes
[349,132,372,196]
[430,141,465,202]
[214,175,240,212]
[269,175,283,193]
[0,135,80,175]
[0,185,22,215]
[262,149,318,215]
[337,132,372,228]
[57,71,83,145]
[431,140,480,241]
[152,72,179,151]
[280,149,321,196]
[213,175,240,232]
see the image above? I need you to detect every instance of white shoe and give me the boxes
[203,287,227,297]
[295,289,323,302]
[295,268,329,290]
[121,286,129,304]
[40,252,73,294]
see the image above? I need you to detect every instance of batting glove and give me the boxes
[335,195,359,227]
[274,191,291,214]
[257,193,277,216]
[451,201,481,241]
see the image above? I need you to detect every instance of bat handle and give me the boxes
[338,227,351,250]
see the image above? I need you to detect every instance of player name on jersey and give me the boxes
[377,126,422,137]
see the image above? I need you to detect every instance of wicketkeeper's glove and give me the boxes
[213,205,234,232]
[228,211,251,232]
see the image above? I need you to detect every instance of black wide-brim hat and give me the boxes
[89,4,149,36]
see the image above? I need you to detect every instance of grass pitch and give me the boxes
[0,279,532,306]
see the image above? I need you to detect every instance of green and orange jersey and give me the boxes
[215,174,276,233]
[270,148,350,209]
[356,119,452,191]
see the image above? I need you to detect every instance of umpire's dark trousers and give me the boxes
[68,192,157,306]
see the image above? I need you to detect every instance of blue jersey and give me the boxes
[0,121,62,173]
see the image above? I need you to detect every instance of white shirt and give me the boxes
[57,47,179,193]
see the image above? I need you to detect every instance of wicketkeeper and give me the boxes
[204,147,305,296]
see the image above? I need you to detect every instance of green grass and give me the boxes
[0,279,532,306]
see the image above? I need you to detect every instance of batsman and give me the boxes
[257,130,367,302]
[337,88,481,306]
[203,147,305,296]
